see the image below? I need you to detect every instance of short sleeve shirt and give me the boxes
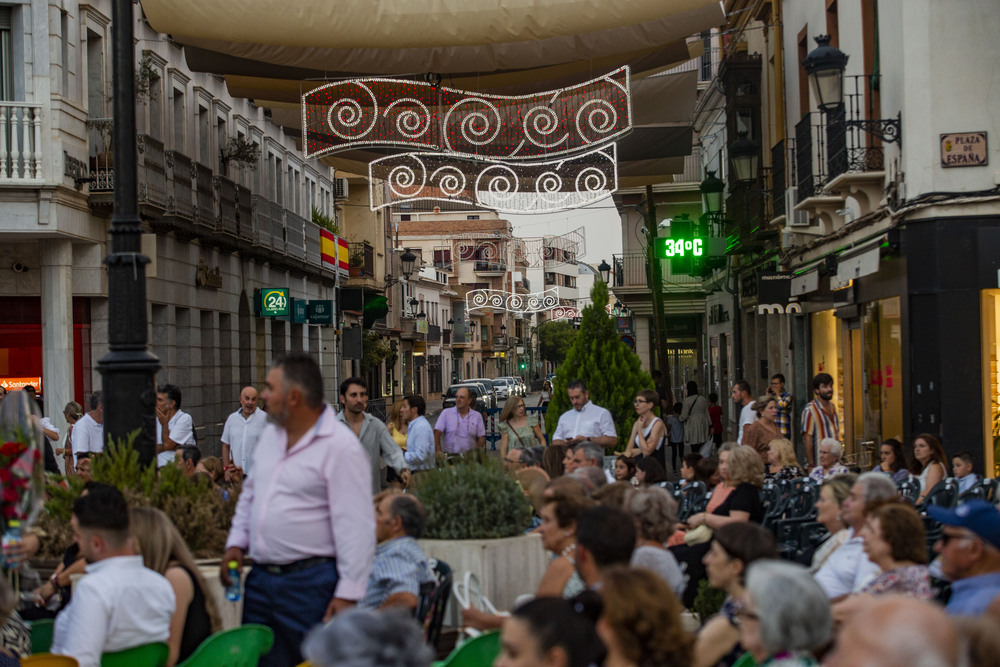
[221,407,269,473]
[434,407,486,454]
[156,410,196,467]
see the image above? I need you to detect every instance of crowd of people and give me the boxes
[3,362,1000,667]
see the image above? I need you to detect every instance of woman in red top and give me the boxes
[708,392,724,448]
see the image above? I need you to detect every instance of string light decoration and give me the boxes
[368,144,617,214]
[466,287,561,314]
[427,227,586,272]
[302,66,631,160]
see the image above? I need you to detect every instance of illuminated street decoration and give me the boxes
[427,227,586,272]
[466,288,560,314]
[302,67,631,160]
[368,144,616,214]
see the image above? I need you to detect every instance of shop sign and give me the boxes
[260,288,290,317]
[292,298,308,324]
[307,300,334,325]
[940,132,987,168]
[195,259,223,289]
[0,377,42,392]
[757,272,800,315]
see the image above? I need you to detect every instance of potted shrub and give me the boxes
[413,453,546,620]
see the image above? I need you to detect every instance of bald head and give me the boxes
[827,597,959,667]
[239,386,259,416]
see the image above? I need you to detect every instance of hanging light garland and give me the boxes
[466,287,561,314]
[302,66,631,160]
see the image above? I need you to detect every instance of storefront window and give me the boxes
[863,297,903,444]
[810,310,845,431]
[982,290,1000,475]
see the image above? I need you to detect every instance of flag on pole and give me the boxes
[320,229,349,275]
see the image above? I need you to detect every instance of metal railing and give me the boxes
[137,134,166,208]
[166,150,195,219]
[771,139,786,218]
[826,74,889,181]
[795,113,828,200]
[236,185,254,242]
[216,175,238,235]
[612,253,702,288]
[348,241,376,278]
[0,102,43,182]
[473,260,506,273]
[285,211,307,260]
[194,162,215,227]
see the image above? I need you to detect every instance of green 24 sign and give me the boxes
[261,288,290,317]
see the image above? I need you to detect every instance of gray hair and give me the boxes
[387,494,427,539]
[302,608,433,667]
[573,440,604,465]
[625,486,678,542]
[571,466,608,492]
[819,438,843,460]
[520,446,545,468]
[745,560,831,656]
[856,471,898,505]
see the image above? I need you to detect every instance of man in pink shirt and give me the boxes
[221,353,375,666]
[434,386,486,455]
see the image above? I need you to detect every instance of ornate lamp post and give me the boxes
[97,0,160,465]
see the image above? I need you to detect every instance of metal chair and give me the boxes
[918,478,959,511]
[417,558,453,648]
[897,478,921,505]
[676,481,707,522]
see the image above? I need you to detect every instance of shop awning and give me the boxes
[142,0,722,54]
[836,244,882,284]
[790,270,820,297]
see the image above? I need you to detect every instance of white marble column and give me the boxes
[40,239,74,473]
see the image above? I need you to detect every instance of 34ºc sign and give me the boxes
[940,132,988,168]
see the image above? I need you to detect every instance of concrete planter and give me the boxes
[418,533,547,625]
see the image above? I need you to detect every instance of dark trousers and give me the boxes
[669,441,685,471]
[242,559,339,667]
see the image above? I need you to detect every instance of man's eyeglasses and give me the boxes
[633,399,648,404]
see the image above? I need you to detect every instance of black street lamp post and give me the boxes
[97,0,160,466]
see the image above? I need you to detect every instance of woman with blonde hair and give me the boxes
[598,566,694,667]
[499,395,544,458]
[130,507,221,666]
[385,399,409,451]
[765,438,805,480]
[741,396,783,464]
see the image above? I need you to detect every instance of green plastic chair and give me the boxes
[176,624,274,667]
[100,642,169,667]
[432,630,501,667]
[29,618,55,654]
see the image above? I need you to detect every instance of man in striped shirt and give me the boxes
[801,372,838,468]
[361,491,435,611]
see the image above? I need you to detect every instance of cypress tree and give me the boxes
[546,280,652,450]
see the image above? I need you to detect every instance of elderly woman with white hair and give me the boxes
[625,486,685,597]
[808,438,850,482]
[737,560,833,666]
[302,607,433,667]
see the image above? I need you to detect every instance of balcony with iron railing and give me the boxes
[611,253,703,291]
[473,260,506,275]
[347,241,377,286]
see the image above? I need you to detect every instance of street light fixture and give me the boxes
[700,170,725,216]
[730,132,760,185]
[598,258,611,283]
[400,248,417,278]
[802,34,850,112]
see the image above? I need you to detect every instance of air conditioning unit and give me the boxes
[334,177,349,200]
[785,187,812,227]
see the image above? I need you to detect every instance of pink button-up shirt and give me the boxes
[226,404,375,601]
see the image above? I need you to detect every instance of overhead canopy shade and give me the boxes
[142,0,721,51]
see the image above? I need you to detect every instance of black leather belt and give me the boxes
[255,556,336,575]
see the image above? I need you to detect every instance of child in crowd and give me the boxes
[678,453,703,488]
[952,451,980,495]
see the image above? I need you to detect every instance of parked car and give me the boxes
[467,378,499,408]
[442,383,488,411]
[512,377,527,396]
[498,376,522,397]
[492,378,510,400]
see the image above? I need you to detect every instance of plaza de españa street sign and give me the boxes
[261,288,290,317]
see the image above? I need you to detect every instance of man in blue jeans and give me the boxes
[222,353,375,666]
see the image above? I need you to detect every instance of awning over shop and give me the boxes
[836,244,881,284]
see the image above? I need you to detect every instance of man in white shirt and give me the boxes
[551,380,617,448]
[155,384,196,468]
[221,386,268,478]
[72,393,105,465]
[814,472,897,599]
[51,486,175,667]
[731,380,756,445]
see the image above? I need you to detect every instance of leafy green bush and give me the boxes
[414,453,531,540]
[35,436,238,559]
[691,579,727,623]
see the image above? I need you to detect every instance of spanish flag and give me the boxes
[320,229,349,273]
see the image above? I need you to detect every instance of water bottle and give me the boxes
[2,520,22,570]
[225,560,241,602]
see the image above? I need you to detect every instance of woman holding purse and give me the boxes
[680,381,712,460]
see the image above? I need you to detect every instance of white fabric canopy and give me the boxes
[142,0,720,50]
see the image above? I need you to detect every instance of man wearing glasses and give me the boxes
[551,379,617,448]
[434,386,485,456]
[927,500,1000,615]
[766,374,793,439]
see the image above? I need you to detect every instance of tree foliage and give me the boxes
[538,320,577,366]
[546,281,652,449]
[361,330,394,374]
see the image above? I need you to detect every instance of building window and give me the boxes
[982,290,1000,474]
[0,8,14,101]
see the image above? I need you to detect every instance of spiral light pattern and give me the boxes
[324,82,378,140]
[384,98,432,139]
[466,288,562,315]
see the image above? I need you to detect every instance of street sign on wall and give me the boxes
[308,300,334,325]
